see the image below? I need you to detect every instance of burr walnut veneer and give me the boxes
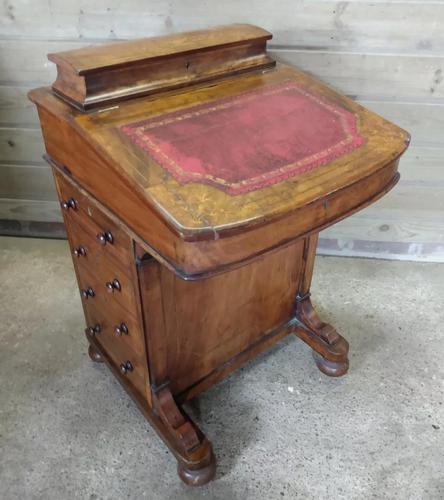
[29,24,410,485]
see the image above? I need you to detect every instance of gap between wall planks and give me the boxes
[1,1,443,261]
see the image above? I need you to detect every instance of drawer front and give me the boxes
[102,338,147,400]
[80,269,146,356]
[54,168,150,401]
[77,258,137,318]
[86,323,148,399]
[81,267,149,400]
[68,219,137,316]
[54,169,132,266]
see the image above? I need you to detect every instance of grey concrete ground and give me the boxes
[0,236,443,500]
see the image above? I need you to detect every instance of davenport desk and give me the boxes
[29,24,410,485]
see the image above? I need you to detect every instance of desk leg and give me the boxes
[293,234,349,377]
[152,384,216,486]
[138,259,215,486]
[87,329,215,486]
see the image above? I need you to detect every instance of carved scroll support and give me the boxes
[293,293,349,377]
[152,382,216,486]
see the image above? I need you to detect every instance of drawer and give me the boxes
[86,322,148,400]
[68,219,137,316]
[54,169,132,265]
[77,256,137,318]
[80,271,146,356]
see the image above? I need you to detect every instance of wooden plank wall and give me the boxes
[1,1,443,261]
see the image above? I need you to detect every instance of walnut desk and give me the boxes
[29,24,410,486]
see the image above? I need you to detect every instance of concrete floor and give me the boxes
[0,236,443,500]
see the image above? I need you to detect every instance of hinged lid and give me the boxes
[48,24,275,110]
[29,24,410,276]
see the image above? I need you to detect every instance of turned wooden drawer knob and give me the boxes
[97,231,114,245]
[61,197,77,211]
[114,322,129,336]
[106,278,121,292]
[120,361,133,374]
[81,287,95,299]
[73,245,87,257]
[85,323,101,336]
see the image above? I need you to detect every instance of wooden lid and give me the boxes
[48,24,272,75]
[47,24,275,110]
[30,62,409,237]
[29,25,410,276]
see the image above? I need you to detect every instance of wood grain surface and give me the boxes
[29,63,409,239]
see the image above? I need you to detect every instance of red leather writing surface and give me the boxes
[121,82,365,195]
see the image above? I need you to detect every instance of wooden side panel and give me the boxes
[34,107,181,268]
[139,241,303,396]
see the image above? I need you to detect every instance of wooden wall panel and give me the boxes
[397,147,444,186]
[0,1,443,261]
[324,204,444,245]
[1,40,443,100]
[273,50,444,100]
[0,199,61,222]
[1,1,444,53]
[0,86,39,126]
[0,40,81,84]
[360,102,444,146]
[0,164,56,200]
[0,127,44,163]
[320,209,444,262]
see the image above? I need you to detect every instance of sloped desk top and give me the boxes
[29,25,409,276]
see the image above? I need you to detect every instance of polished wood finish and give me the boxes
[138,241,302,396]
[29,63,408,276]
[29,24,409,486]
[48,24,274,110]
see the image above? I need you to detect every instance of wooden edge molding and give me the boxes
[3,221,442,264]
[38,156,401,280]
[172,170,402,280]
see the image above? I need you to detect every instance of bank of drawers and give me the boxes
[54,169,149,399]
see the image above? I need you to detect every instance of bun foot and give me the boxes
[313,351,348,377]
[88,344,104,363]
[177,452,216,486]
